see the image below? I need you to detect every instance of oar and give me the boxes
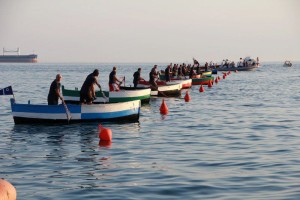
[158,90,169,98]
[119,76,125,87]
[62,99,71,124]
[100,90,108,103]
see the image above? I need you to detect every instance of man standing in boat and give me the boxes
[204,62,209,71]
[80,69,102,104]
[133,68,145,88]
[165,64,172,82]
[149,65,158,90]
[109,66,123,92]
[48,74,64,105]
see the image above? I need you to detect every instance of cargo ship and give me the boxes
[0,48,37,63]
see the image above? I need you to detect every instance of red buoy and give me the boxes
[208,80,213,88]
[98,124,112,141]
[215,77,219,84]
[160,98,168,115]
[235,70,238,73]
[184,91,191,102]
[99,141,112,148]
[218,76,221,81]
[223,74,226,79]
[199,85,205,92]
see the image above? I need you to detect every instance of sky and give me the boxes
[0,0,299,63]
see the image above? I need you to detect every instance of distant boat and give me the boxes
[217,57,258,71]
[0,48,37,63]
[283,61,292,67]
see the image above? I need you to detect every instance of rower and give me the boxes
[133,68,145,88]
[109,66,122,92]
[47,74,63,105]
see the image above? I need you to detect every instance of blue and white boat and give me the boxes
[10,98,141,124]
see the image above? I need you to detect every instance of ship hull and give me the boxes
[0,55,38,63]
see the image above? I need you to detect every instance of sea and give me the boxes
[0,62,299,200]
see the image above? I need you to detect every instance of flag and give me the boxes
[0,86,13,95]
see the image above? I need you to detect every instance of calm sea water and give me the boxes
[0,63,300,199]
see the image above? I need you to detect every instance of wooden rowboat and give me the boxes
[62,86,151,104]
[156,76,192,89]
[10,98,140,124]
[191,76,214,85]
[121,81,182,97]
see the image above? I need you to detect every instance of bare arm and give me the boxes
[94,78,102,90]
[56,89,63,100]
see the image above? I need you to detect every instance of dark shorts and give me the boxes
[48,96,59,105]
[48,98,58,105]
[80,92,92,103]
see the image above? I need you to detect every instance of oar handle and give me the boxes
[62,99,71,123]
[100,90,108,103]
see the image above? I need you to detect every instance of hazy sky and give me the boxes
[0,0,299,63]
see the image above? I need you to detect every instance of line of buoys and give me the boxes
[199,85,205,92]
[160,98,168,114]
[184,91,191,102]
[98,124,112,141]
[0,179,17,200]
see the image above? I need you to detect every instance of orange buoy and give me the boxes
[215,77,219,84]
[208,80,213,88]
[199,85,204,92]
[99,140,112,148]
[184,91,191,102]
[98,124,112,141]
[0,179,17,200]
[160,98,168,114]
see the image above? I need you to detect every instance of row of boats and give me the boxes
[10,56,260,125]
[10,70,218,124]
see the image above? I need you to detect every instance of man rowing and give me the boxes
[47,74,64,105]
[80,69,102,104]
[165,64,172,82]
[109,66,123,92]
[149,65,158,90]
[133,68,145,88]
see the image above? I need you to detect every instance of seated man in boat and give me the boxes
[109,66,123,92]
[133,68,145,88]
[80,69,102,104]
[149,65,158,90]
[47,74,64,105]
[165,65,172,82]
